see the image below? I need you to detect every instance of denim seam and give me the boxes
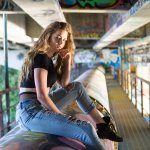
[81,125,102,148]
[67,122,92,144]
[86,101,96,114]
[19,117,31,131]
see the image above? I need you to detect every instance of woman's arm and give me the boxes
[57,50,72,87]
[34,68,62,114]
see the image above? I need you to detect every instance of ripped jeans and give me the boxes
[16,81,105,150]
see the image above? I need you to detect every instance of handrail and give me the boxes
[0,86,18,137]
[0,86,18,95]
[136,76,150,85]
[119,69,150,127]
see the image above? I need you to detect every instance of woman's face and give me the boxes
[50,29,68,54]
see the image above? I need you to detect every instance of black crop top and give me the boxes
[20,53,57,88]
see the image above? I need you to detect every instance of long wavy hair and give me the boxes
[20,21,75,82]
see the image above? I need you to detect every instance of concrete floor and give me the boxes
[106,76,150,150]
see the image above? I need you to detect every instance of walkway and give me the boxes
[106,75,150,150]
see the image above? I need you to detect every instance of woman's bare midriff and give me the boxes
[19,87,50,94]
[19,87,36,94]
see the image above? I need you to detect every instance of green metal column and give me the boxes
[3,13,10,132]
[0,94,3,137]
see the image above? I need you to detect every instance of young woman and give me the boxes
[16,21,123,150]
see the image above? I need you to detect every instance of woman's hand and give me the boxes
[57,49,72,87]
[58,49,71,62]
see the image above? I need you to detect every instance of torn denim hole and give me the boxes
[64,83,74,92]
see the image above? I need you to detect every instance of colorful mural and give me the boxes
[65,13,105,38]
[110,50,120,69]
[59,0,138,9]
[74,50,97,63]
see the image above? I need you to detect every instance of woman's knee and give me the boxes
[64,81,84,92]
[73,81,84,90]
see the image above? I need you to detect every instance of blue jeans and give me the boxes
[16,81,105,150]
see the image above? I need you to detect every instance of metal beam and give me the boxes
[93,0,150,50]
[12,0,66,28]
[0,11,25,14]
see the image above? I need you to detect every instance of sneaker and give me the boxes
[102,116,110,124]
[96,123,123,142]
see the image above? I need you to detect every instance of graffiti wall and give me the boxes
[59,0,138,9]
[65,13,105,38]
[61,0,138,38]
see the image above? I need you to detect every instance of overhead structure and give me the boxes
[0,15,33,46]
[0,0,66,46]
[93,0,150,50]
[12,0,66,28]
[125,35,150,49]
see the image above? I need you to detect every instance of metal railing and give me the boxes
[0,86,18,137]
[119,69,150,127]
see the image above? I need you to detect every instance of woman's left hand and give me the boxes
[58,49,71,62]
[57,49,72,87]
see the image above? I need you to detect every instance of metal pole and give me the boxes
[148,84,150,128]
[123,40,126,64]
[141,81,143,116]
[131,75,132,102]
[0,95,4,137]
[121,41,124,87]
[127,72,128,94]
[135,77,137,108]
[3,13,10,132]
[118,46,122,85]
